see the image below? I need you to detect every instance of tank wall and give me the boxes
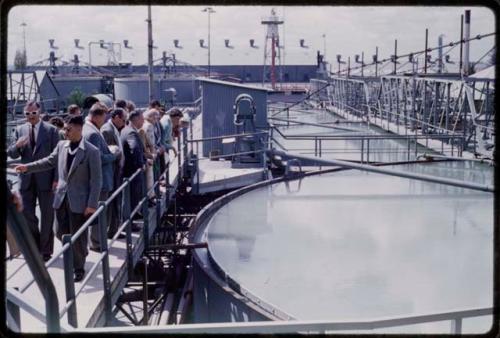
[192,256,272,323]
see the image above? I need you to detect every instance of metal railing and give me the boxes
[73,306,493,334]
[324,75,495,158]
[269,149,494,193]
[270,121,467,163]
[185,130,269,192]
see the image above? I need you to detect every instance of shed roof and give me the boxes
[197,77,270,92]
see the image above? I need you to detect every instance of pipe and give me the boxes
[393,39,397,75]
[463,10,471,76]
[459,14,464,77]
[418,153,494,164]
[269,149,493,193]
[438,34,444,73]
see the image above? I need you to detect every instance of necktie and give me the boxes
[30,125,36,149]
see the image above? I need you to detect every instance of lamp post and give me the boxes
[322,33,326,58]
[20,22,27,68]
[202,7,215,77]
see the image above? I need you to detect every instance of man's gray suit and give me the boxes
[7,121,60,256]
[101,120,124,237]
[24,139,102,271]
[83,122,117,248]
[120,125,145,213]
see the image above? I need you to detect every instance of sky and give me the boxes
[7,5,496,68]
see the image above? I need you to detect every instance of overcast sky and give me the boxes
[7,5,496,68]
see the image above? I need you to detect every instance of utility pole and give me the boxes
[147,3,154,101]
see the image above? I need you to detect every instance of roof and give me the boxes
[197,77,270,92]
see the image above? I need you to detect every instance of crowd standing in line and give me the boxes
[11,98,186,283]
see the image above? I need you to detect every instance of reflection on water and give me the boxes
[207,162,493,333]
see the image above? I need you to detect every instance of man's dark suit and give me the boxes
[120,125,145,213]
[101,120,124,237]
[7,121,60,256]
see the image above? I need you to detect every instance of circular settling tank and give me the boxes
[196,161,493,333]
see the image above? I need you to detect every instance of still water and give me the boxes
[273,109,439,162]
[207,162,493,333]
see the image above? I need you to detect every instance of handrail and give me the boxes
[269,116,362,133]
[73,306,493,334]
[9,139,181,330]
[187,131,268,143]
[6,186,61,332]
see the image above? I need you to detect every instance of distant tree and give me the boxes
[14,49,27,69]
[67,87,85,107]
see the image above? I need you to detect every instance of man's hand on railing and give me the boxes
[14,164,28,173]
[16,135,29,149]
[52,181,58,192]
[84,207,97,218]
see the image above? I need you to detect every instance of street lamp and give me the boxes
[202,7,215,77]
[20,22,27,68]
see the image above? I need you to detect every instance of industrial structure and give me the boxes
[5,7,496,335]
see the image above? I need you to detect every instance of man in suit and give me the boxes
[8,100,61,261]
[120,110,146,222]
[101,108,126,238]
[15,115,102,282]
[149,100,166,181]
[83,102,119,251]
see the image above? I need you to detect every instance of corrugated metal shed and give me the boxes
[199,78,268,157]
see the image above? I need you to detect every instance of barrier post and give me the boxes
[141,170,150,252]
[98,201,112,323]
[62,234,77,327]
[122,178,133,279]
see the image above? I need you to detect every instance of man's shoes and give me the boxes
[89,246,101,253]
[43,254,52,262]
[108,232,126,239]
[132,213,142,221]
[74,270,85,282]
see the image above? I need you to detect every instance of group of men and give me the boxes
[10,99,184,282]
